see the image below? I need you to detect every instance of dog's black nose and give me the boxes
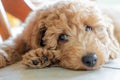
[82,53,97,67]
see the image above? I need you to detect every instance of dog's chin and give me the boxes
[60,64,103,71]
[86,66,102,71]
[63,66,102,71]
[73,66,102,71]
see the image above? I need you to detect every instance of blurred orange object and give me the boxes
[0,0,11,40]
[0,0,32,41]
[2,0,32,22]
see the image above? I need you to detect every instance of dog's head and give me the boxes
[23,0,120,70]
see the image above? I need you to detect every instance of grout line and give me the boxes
[102,66,120,70]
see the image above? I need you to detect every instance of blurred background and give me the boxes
[0,0,120,43]
[98,0,120,5]
[4,0,120,27]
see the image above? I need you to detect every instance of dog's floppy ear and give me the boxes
[106,26,120,59]
[39,26,47,47]
[23,10,49,49]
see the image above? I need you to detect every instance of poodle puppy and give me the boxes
[0,0,120,70]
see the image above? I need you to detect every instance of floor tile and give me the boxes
[0,61,120,80]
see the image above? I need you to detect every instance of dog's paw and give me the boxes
[22,48,53,68]
[0,49,8,68]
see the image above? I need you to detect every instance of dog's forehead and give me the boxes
[39,1,103,26]
[37,0,96,18]
[34,0,107,34]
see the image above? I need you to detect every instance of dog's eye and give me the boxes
[59,34,68,41]
[42,56,48,61]
[85,26,92,31]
